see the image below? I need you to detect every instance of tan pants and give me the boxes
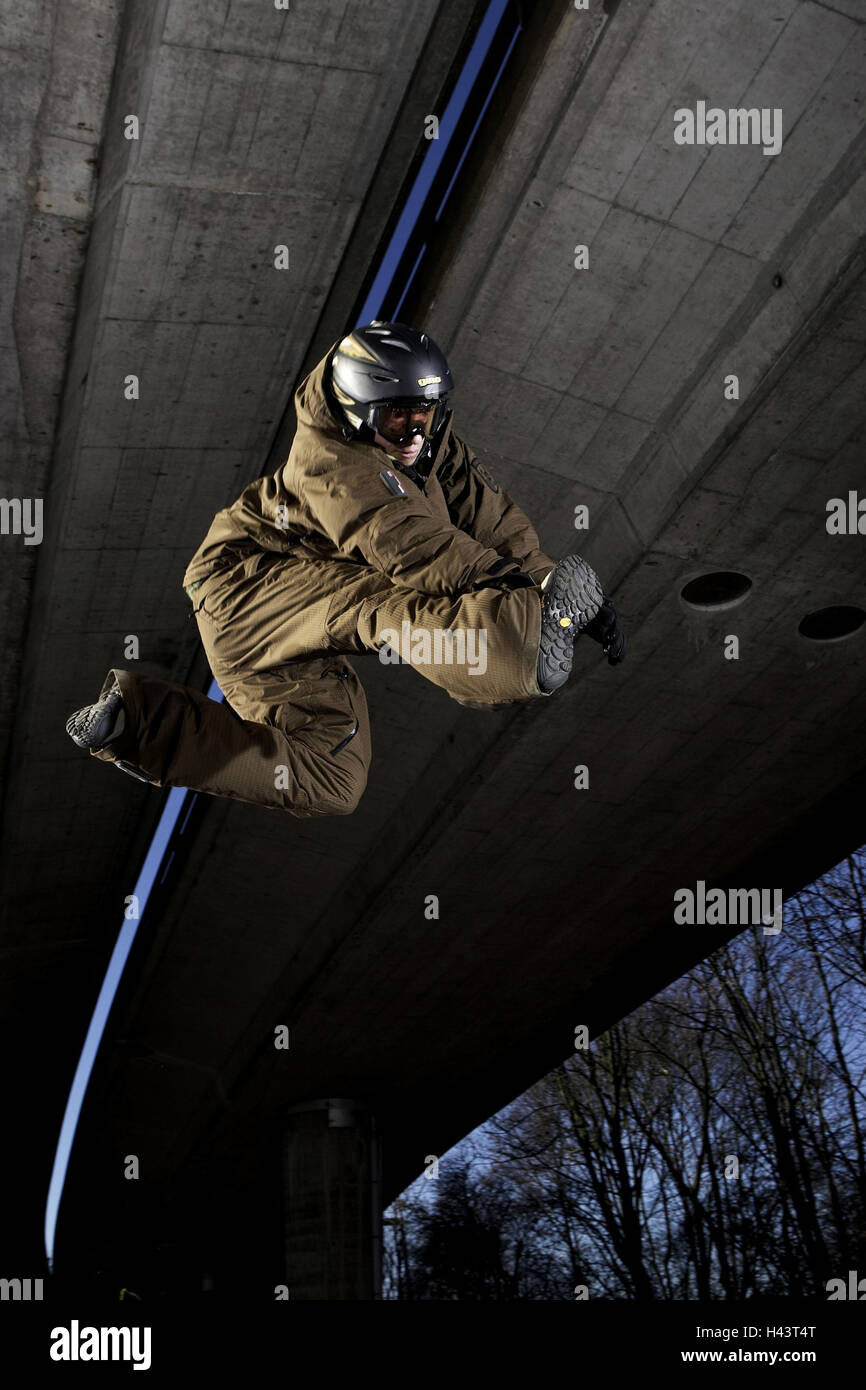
[90,547,548,816]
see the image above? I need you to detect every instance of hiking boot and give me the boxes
[66,688,126,750]
[536,555,604,693]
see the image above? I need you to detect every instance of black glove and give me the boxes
[487,570,536,591]
[583,596,626,665]
[471,560,537,592]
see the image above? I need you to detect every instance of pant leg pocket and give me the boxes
[262,660,362,756]
[318,663,361,755]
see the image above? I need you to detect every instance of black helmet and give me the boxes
[328,321,453,448]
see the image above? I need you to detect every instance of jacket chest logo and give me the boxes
[470,457,500,493]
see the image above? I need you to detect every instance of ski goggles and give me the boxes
[371,398,445,446]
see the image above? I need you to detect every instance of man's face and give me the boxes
[373,400,437,465]
[374,429,424,464]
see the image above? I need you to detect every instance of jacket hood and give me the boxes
[294,344,344,438]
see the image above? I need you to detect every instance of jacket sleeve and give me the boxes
[437,433,555,587]
[295,439,524,597]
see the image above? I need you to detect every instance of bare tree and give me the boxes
[384,849,866,1299]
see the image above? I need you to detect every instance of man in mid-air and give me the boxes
[67,321,625,817]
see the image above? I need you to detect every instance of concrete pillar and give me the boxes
[281,1099,382,1300]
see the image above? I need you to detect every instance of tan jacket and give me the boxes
[183,345,553,597]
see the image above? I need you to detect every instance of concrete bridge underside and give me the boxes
[1,0,864,1294]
